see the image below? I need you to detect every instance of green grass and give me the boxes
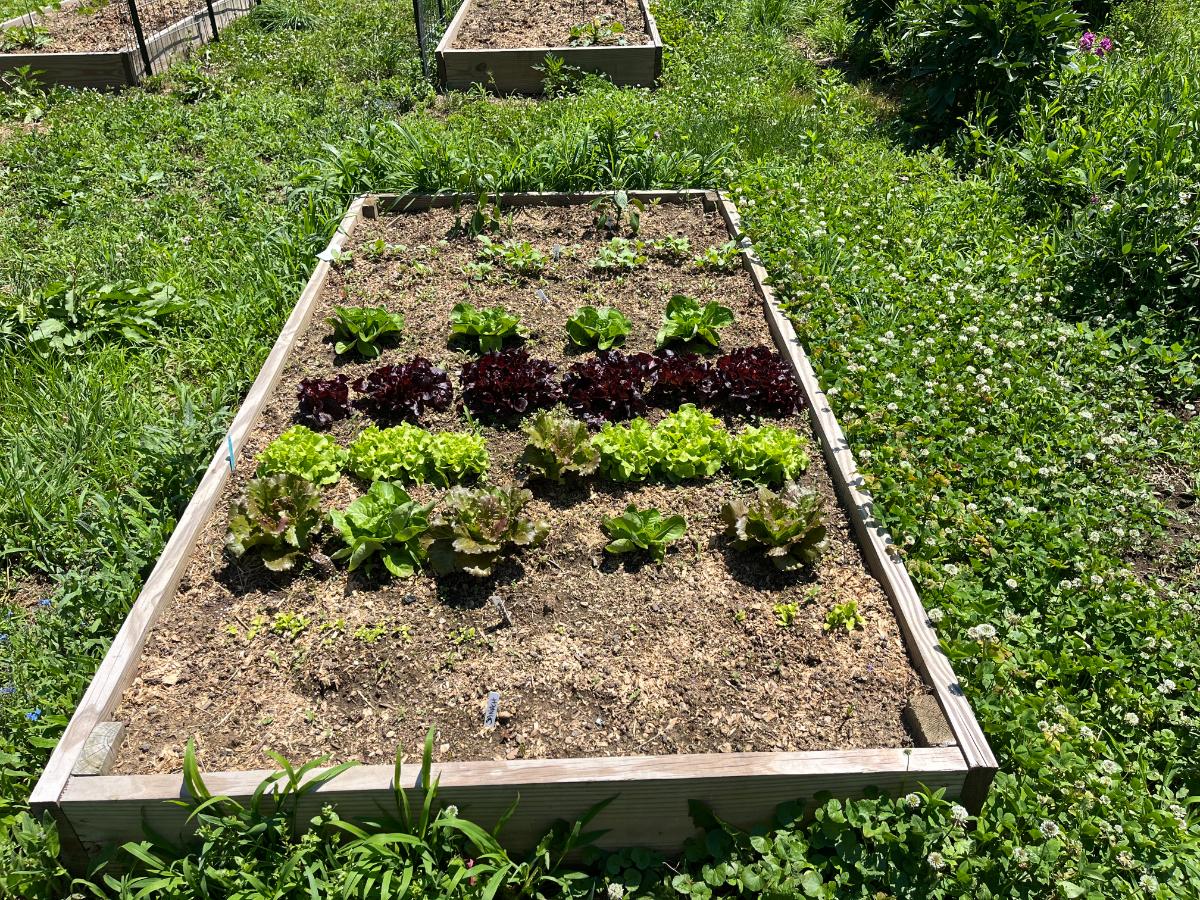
[1,0,1199,896]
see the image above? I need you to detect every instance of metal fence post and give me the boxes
[204,0,219,41]
[126,0,153,78]
[413,0,429,79]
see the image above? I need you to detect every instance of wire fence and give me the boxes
[412,0,463,80]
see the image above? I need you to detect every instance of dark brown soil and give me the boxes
[2,0,200,54]
[452,0,650,50]
[111,199,924,775]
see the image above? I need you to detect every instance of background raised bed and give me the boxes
[29,191,995,868]
[435,0,662,94]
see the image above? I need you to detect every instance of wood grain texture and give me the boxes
[62,748,967,851]
[29,201,366,817]
[714,196,998,808]
[435,0,663,93]
[72,722,126,777]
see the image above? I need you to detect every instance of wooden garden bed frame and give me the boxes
[435,0,662,93]
[0,0,253,90]
[30,190,996,869]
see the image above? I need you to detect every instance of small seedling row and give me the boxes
[436,0,662,93]
[0,0,253,90]
[31,191,995,869]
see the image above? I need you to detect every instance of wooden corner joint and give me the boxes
[71,721,126,776]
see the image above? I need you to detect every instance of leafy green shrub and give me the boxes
[651,404,729,481]
[593,418,659,482]
[327,305,405,358]
[521,409,600,481]
[694,240,741,272]
[851,0,1082,133]
[225,475,323,571]
[602,505,687,561]
[477,236,547,274]
[655,294,734,350]
[591,237,647,271]
[728,424,810,485]
[424,485,549,576]
[425,431,489,486]
[449,302,527,352]
[347,424,429,483]
[722,483,827,571]
[565,305,632,350]
[330,481,432,577]
[256,425,345,485]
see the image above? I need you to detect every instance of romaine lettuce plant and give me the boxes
[565,305,631,350]
[521,409,599,481]
[426,431,490,486]
[648,350,718,408]
[327,305,405,358]
[721,483,827,571]
[562,350,658,423]
[347,424,430,483]
[728,424,810,485]
[329,481,432,577]
[225,474,323,571]
[297,375,350,429]
[601,505,687,562]
[655,295,734,350]
[449,302,528,353]
[353,358,453,423]
[593,419,658,482]
[256,425,345,485]
[650,404,729,482]
[423,485,549,576]
[715,346,804,417]
[460,349,560,421]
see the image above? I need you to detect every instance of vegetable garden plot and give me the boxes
[0,0,253,90]
[435,0,661,93]
[30,191,995,866]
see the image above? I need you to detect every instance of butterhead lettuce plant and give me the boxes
[655,295,734,350]
[565,305,632,350]
[226,474,323,571]
[330,481,432,578]
[450,302,527,353]
[328,305,405,358]
[728,424,810,485]
[602,505,687,562]
[256,425,345,486]
[521,409,600,481]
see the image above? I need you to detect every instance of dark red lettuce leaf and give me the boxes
[460,349,560,421]
[649,350,718,409]
[562,350,659,424]
[353,358,453,422]
[297,375,350,429]
[715,346,804,417]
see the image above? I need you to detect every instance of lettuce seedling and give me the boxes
[655,295,734,350]
[256,425,345,485]
[728,424,810,485]
[721,483,827,571]
[477,237,548,275]
[449,302,528,353]
[347,423,430,483]
[693,240,741,273]
[297,375,350,429]
[650,404,729,482]
[565,305,632,351]
[602,505,687,562]
[591,237,647,272]
[423,485,549,576]
[327,305,405,358]
[593,418,659,482]
[521,409,599,481]
[460,349,560,421]
[426,431,490,486]
[226,474,323,571]
[353,358,453,423]
[330,481,432,577]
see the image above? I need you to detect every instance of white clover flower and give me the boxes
[1124,712,1139,726]
[926,851,946,870]
[444,804,459,819]
[1005,578,1018,590]
[1039,820,1061,839]
[1098,759,1120,775]
[905,792,923,809]
[1079,726,1095,741]
[1117,850,1135,868]
[1012,846,1029,868]
[1139,874,1159,894]
[928,608,945,624]
[1157,680,1176,695]
[950,804,969,826]
[607,884,626,900]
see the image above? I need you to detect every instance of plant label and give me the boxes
[484,691,500,728]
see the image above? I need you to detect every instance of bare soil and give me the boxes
[112,199,925,775]
[2,0,202,54]
[452,0,650,49]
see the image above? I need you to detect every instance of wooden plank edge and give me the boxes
[438,0,658,53]
[713,195,997,778]
[435,0,474,54]
[29,200,366,815]
[371,190,714,214]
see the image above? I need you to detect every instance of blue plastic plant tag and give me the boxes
[226,435,236,473]
[484,691,500,729]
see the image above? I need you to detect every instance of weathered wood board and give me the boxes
[435,0,663,93]
[29,191,996,869]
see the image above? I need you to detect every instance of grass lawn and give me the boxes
[1,0,1198,896]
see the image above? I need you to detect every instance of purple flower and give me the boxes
[36,598,51,608]
[1096,36,1113,56]
[0,685,14,696]
[25,708,41,722]
[1079,31,1095,51]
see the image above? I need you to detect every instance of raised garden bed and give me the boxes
[436,0,662,94]
[30,191,995,868]
[0,0,253,90]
